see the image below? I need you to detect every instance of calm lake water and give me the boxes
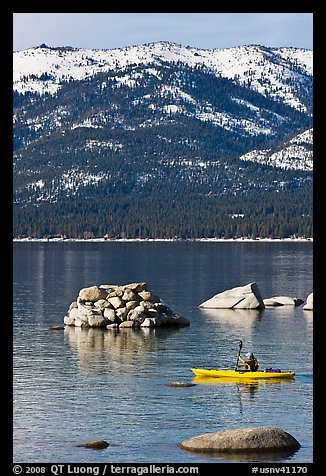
[13,241,313,464]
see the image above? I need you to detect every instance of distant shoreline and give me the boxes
[13,237,313,243]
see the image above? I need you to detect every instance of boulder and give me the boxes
[138,290,160,302]
[199,283,264,310]
[103,307,116,322]
[126,300,139,311]
[99,284,117,292]
[87,313,110,328]
[119,320,135,328]
[78,303,110,327]
[64,306,79,326]
[263,296,304,307]
[123,282,148,292]
[68,301,78,311]
[122,289,138,302]
[127,308,147,323]
[107,296,125,309]
[94,299,111,311]
[116,307,129,321]
[303,292,313,310]
[140,317,157,327]
[263,298,284,307]
[179,427,300,453]
[79,286,108,302]
[106,323,119,329]
[64,301,111,328]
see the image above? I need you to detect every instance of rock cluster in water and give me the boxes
[199,282,313,311]
[64,282,190,329]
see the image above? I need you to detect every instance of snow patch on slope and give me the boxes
[239,128,313,171]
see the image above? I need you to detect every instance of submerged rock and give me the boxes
[199,283,265,310]
[179,427,300,453]
[77,440,109,449]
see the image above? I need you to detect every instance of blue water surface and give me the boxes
[13,241,313,464]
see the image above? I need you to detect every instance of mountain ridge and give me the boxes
[13,41,312,110]
[13,41,313,239]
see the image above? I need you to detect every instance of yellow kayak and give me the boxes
[191,368,295,379]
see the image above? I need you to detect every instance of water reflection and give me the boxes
[218,448,301,462]
[199,308,262,338]
[13,242,313,463]
[192,376,291,387]
[303,310,313,331]
[200,307,262,321]
[262,306,297,319]
[181,447,300,463]
[64,326,181,374]
[192,375,295,416]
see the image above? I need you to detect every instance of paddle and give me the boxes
[235,340,243,370]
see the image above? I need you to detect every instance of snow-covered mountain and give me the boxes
[13,41,313,239]
[14,41,312,112]
[13,42,313,151]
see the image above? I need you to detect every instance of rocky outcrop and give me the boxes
[199,283,265,309]
[64,282,190,329]
[263,296,304,307]
[199,283,309,310]
[179,427,300,454]
[303,292,313,310]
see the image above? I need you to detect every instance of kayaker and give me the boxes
[237,352,259,371]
